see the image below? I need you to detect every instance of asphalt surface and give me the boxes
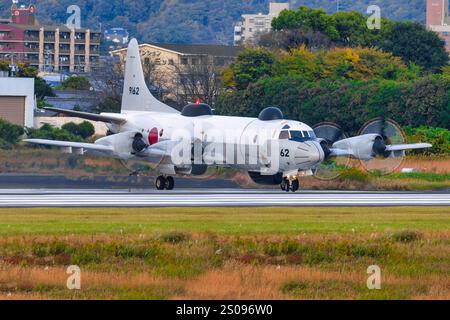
[0,189,448,207]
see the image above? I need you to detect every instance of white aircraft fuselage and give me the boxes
[104,111,324,176]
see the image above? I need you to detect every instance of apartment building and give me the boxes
[234,2,290,45]
[426,0,450,53]
[0,2,101,73]
[111,43,242,103]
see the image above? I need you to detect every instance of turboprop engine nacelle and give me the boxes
[95,131,142,159]
[332,134,397,161]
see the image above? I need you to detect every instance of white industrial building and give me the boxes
[0,76,35,127]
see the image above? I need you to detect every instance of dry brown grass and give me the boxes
[0,208,447,300]
[0,265,183,300]
[175,263,450,300]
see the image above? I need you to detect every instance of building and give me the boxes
[0,2,101,73]
[234,2,290,45]
[0,75,34,127]
[426,0,450,53]
[111,43,242,104]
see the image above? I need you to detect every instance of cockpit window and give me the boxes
[289,130,303,140]
[289,130,315,142]
[279,129,316,142]
[279,131,290,140]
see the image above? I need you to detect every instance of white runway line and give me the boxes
[0,189,448,207]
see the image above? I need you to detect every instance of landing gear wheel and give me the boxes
[285,179,291,193]
[155,176,166,190]
[291,179,299,192]
[280,179,287,191]
[165,176,175,190]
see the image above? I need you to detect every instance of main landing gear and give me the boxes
[280,177,300,193]
[155,176,175,190]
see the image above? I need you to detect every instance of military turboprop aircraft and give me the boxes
[25,39,432,192]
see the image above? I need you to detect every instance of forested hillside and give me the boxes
[0,0,426,44]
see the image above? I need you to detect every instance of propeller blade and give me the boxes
[359,118,406,175]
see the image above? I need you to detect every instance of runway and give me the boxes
[0,189,448,207]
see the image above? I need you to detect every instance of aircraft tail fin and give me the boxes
[121,38,178,114]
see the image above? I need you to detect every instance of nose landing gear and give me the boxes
[155,176,175,190]
[280,177,300,192]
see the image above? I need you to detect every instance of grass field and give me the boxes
[0,207,448,300]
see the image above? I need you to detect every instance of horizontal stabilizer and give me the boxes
[43,107,127,124]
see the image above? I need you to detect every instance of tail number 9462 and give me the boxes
[129,87,140,95]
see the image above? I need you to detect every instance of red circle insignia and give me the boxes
[148,127,159,145]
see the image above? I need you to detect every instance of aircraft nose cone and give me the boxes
[294,141,325,168]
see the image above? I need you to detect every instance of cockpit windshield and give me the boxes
[280,130,316,142]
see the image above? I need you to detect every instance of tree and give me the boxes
[258,28,332,51]
[141,52,175,104]
[272,6,339,40]
[61,121,95,139]
[173,57,224,106]
[0,118,24,149]
[91,58,123,113]
[225,48,275,90]
[27,123,82,143]
[59,75,91,90]
[378,21,449,73]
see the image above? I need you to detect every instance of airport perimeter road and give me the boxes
[0,189,448,207]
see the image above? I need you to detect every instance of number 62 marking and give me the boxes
[280,149,290,157]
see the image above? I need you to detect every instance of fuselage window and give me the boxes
[302,131,309,138]
[279,131,290,140]
[308,131,316,139]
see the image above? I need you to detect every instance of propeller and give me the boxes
[358,118,406,175]
[313,122,350,180]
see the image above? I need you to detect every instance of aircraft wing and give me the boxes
[24,139,114,154]
[330,143,432,158]
[385,143,432,151]
[24,137,180,163]
[43,107,127,124]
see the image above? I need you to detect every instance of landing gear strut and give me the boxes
[155,176,175,190]
[280,177,300,192]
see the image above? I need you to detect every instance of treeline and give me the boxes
[0,0,426,44]
[0,118,95,150]
[267,7,448,72]
[217,7,450,141]
[219,74,450,135]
